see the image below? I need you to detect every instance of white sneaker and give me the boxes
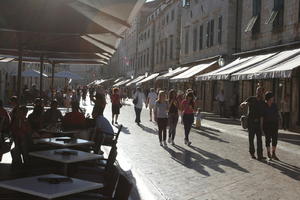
[168,137,172,143]
[163,141,167,146]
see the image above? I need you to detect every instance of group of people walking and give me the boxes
[132,87,197,147]
[241,86,280,161]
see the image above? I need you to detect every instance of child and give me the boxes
[195,108,203,128]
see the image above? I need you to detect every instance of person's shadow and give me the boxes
[138,124,157,135]
[163,144,249,176]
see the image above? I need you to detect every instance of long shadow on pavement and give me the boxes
[163,144,249,177]
[278,132,300,146]
[192,129,230,143]
[138,124,157,135]
[264,160,300,181]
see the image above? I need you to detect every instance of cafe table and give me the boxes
[29,149,102,175]
[34,137,94,148]
[0,174,103,199]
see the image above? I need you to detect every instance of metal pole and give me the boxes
[17,48,23,100]
[39,55,44,97]
[51,62,55,100]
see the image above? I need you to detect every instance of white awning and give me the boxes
[170,62,217,82]
[231,49,300,81]
[259,54,300,79]
[114,77,124,83]
[12,69,48,78]
[196,57,252,81]
[137,73,160,85]
[125,75,145,86]
[87,79,107,86]
[113,78,131,87]
[156,67,189,80]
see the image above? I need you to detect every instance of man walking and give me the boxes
[240,86,266,160]
[216,89,225,117]
[146,88,157,122]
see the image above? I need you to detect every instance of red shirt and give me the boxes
[181,100,194,114]
[11,119,31,138]
[62,111,86,129]
[111,94,120,105]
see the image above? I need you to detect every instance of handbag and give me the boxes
[0,138,12,154]
[240,115,248,129]
[133,96,138,105]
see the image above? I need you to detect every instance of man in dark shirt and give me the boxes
[240,86,266,160]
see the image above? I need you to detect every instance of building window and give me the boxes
[210,19,214,47]
[245,0,261,34]
[166,14,169,24]
[156,44,159,64]
[160,42,164,63]
[199,24,203,50]
[206,21,210,48]
[143,53,146,68]
[193,27,198,51]
[218,16,222,44]
[147,48,150,66]
[183,0,191,8]
[265,0,284,31]
[184,27,190,54]
[165,39,168,61]
[171,9,175,21]
[190,10,193,18]
[170,36,173,59]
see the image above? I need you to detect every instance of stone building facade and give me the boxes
[239,0,300,131]
[152,0,182,73]
[180,0,241,65]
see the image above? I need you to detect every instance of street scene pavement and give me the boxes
[90,98,300,200]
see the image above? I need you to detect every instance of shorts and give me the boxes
[149,104,155,109]
[112,104,120,115]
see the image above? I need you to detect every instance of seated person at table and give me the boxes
[62,101,86,130]
[0,100,11,161]
[44,100,63,127]
[28,98,45,137]
[93,105,114,154]
[10,106,32,167]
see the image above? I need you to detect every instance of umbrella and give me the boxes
[19,69,48,78]
[54,71,82,80]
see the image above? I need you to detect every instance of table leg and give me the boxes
[64,164,68,176]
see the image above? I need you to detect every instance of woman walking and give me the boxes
[263,92,280,160]
[133,87,145,125]
[110,88,121,125]
[154,91,168,146]
[181,92,195,146]
[168,89,179,145]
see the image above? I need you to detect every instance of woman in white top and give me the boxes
[133,87,145,125]
[146,88,158,122]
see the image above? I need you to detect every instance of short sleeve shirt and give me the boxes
[95,116,114,135]
[246,96,265,120]
[263,103,279,123]
[148,92,158,105]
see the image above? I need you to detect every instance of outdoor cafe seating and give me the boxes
[0,116,131,200]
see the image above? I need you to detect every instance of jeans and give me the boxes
[168,113,179,140]
[281,112,290,130]
[134,107,142,123]
[157,118,168,142]
[182,114,194,141]
[11,136,31,166]
[219,101,225,117]
[264,122,278,147]
[248,120,263,157]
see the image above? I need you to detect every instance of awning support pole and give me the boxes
[51,62,55,100]
[17,48,23,101]
[39,55,44,98]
